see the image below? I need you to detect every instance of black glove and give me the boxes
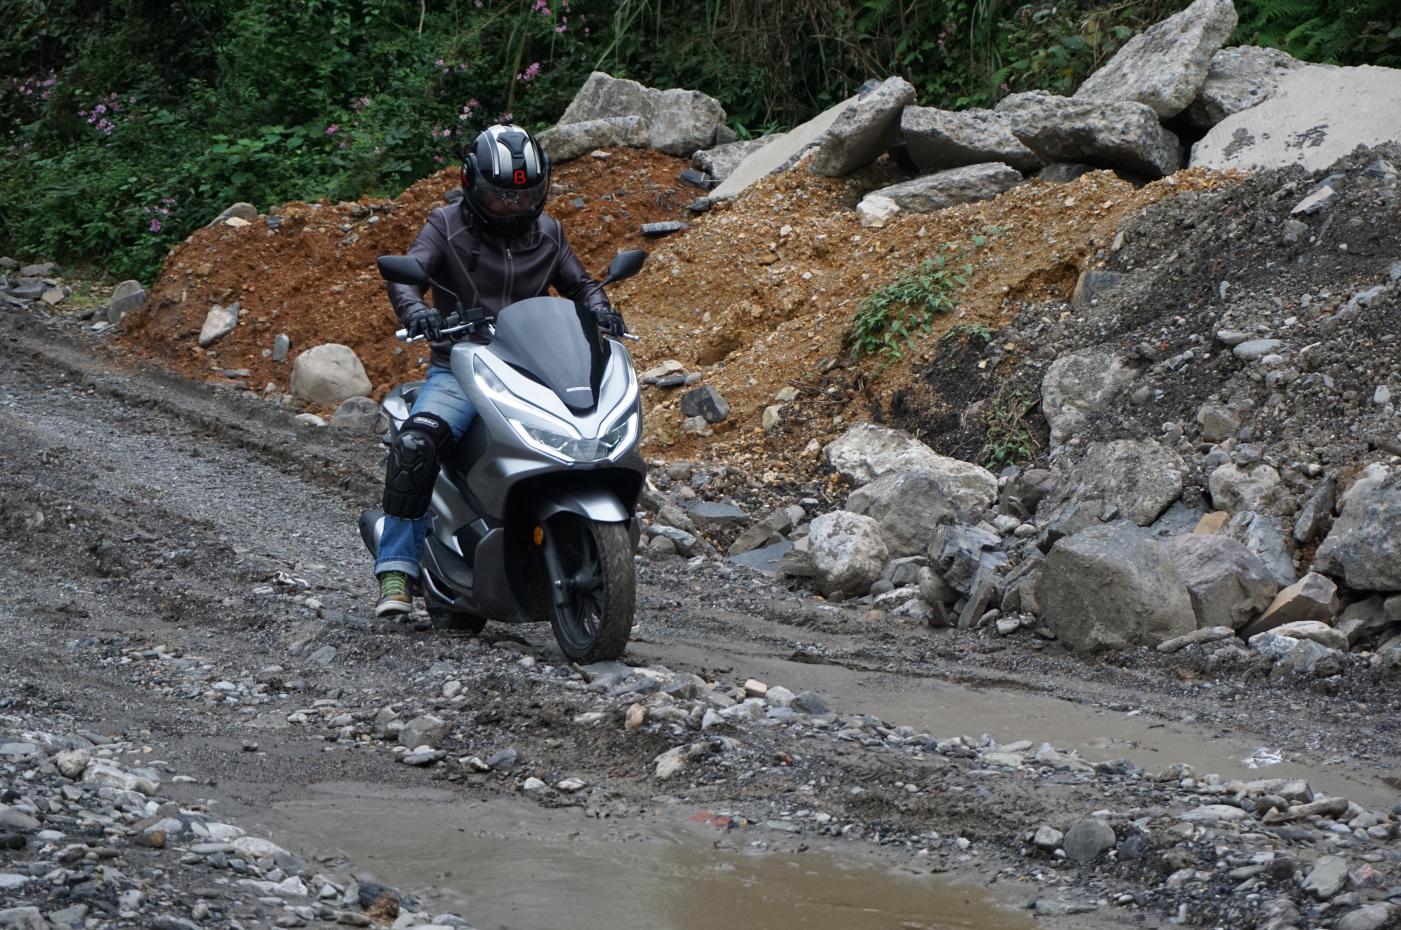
[405,304,445,341]
[593,307,627,338]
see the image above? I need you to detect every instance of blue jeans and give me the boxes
[375,365,477,578]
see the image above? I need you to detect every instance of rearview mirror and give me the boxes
[602,249,647,285]
[377,255,429,288]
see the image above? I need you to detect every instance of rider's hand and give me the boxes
[405,304,445,341]
[593,307,627,338]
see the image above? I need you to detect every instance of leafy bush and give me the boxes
[850,251,969,365]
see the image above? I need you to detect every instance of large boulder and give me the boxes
[537,116,647,162]
[1186,46,1306,129]
[825,424,997,510]
[847,469,961,557]
[556,72,726,157]
[1038,522,1197,652]
[1064,439,1186,527]
[711,95,859,200]
[1162,533,1279,630]
[806,511,889,596]
[1314,485,1401,591]
[1242,572,1341,637]
[864,163,1023,213]
[998,92,1183,179]
[900,106,1042,173]
[1192,65,1401,171]
[807,76,916,177]
[1041,348,1138,448]
[693,137,772,181]
[1074,0,1238,118]
[290,344,373,406]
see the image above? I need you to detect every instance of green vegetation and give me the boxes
[850,250,969,365]
[2,0,1398,279]
[978,386,1040,469]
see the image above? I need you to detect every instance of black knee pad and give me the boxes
[383,412,453,518]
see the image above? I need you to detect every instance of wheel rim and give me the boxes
[543,516,606,657]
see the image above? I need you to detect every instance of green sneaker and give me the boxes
[375,571,413,617]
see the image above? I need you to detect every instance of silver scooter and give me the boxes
[359,250,647,661]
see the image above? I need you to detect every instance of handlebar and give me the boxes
[395,320,641,343]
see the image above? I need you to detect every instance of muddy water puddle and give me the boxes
[247,782,1036,930]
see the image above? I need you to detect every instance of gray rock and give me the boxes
[1196,403,1240,442]
[928,523,1002,595]
[1223,511,1297,587]
[272,333,291,363]
[1040,348,1138,448]
[209,202,258,226]
[998,92,1182,178]
[1163,534,1278,630]
[1074,0,1238,118]
[793,691,831,715]
[1293,473,1337,544]
[1242,572,1340,637]
[330,395,381,432]
[1186,46,1305,129]
[399,715,450,749]
[1337,596,1392,649]
[306,644,337,666]
[693,137,772,181]
[727,540,793,574]
[824,424,997,506]
[900,106,1042,173]
[686,500,747,528]
[1038,522,1196,652]
[1157,625,1236,653]
[711,94,860,200]
[1071,269,1130,309]
[198,302,239,347]
[1000,468,1061,518]
[847,468,979,556]
[290,344,373,406]
[641,220,689,237]
[680,385,730,423]
[1301,855,1349,899]
[1193,65,1401,172]
[0,805,40,833]
[917,565,959,606]
[108,279,147,321]
[1064,439,1186,527]
[1033,825,1064,850]
[18,262,54,277]
[1335,903,1395,930]
[1209,462,1284,514]
[537,116,648,162]
[1315,486,1401,591]
[557,72,726,157]
[806,510,889,596]
[808,76,916,176]
[0,907,45,930]
[1038,162,1095,183]
[1232,338,1284,360]
[1061,817,1116,863]
[865,163,1023,213]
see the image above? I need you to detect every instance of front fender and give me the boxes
[533,487,631,524]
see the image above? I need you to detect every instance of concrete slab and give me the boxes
[1192,64,1401,171]
[710,95,859,201]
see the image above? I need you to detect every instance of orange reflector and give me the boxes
[532,525,544,546]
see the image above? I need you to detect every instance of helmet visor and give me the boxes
[480,184,547,218]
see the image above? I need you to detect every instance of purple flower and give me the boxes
[325,123,340,135]
[149,219,162,232]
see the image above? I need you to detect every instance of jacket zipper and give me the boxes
[503,246,514,311]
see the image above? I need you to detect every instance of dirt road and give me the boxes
[2,310,1398,929]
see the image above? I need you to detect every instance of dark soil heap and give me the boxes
[910,145,1401,511]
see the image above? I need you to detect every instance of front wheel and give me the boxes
[540,516,635,662]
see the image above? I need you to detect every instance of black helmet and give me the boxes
[460,123,550,237]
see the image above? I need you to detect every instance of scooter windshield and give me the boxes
[487,296,605,413]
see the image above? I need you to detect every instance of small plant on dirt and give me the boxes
[979,387,1040,469]
[850,250,970,365]
[941,322,997,346]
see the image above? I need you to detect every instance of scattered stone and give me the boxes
[272,333,291,363]
[641,220,689,237]
[290,344,373,406]
[1315,486,1401,591]
[398,715,449,749]
[856,194,899,228]
[1062,817,1116,863]
[847,468,988,556]
[1242,572,1340,636]
[557,72,727,156]
[1064,439,1186,527]
[1157,625,1235,653]
[901,106,1042,173]
[108,280,147,321]
[1162,533,1278,630]
[1186,46,1305,128]
[209,203,258,226]
[330,396,381,432]
[1209,462,1283,514]
[1040,348,1139,448]
[538,116,648,162]
[1071,269,1130,309]
[198,303,239,347]
[680,385,730,423]
[693,137,772,182]
[1301,855,1349,899]
[804,510,889,596]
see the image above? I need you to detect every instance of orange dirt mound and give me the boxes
[116,149,698,409]
[614,161,1238,482]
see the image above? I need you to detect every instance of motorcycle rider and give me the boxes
[374,123,628,617]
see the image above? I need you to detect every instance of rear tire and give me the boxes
[424,591,488,635]
[542,516,635,662]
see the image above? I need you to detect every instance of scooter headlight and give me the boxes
[511,410,638,463]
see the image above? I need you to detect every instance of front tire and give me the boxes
[541,516,635,662]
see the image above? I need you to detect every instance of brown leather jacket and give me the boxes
[387,203,609,369]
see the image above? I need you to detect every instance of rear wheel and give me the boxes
[540,515,635,662]
[423,587,488,635]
